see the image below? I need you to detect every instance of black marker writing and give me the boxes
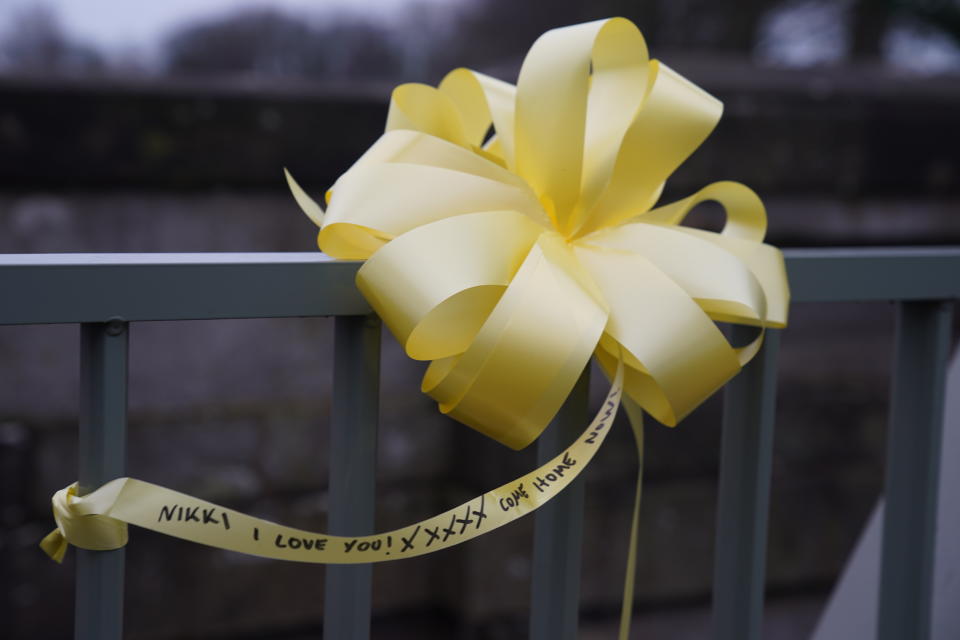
[531,453,577,493]
[472,495,487,528]
[499,483,530,511]
[401,525,420,552]
[275,534,327,551]
[455,506,474,534]
[343,538,385,553]
[585,399,616,444]
[441,514,457,542]
[158,504,231,530]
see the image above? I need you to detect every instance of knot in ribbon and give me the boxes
[288,17,790,449]
[40,482,128,563]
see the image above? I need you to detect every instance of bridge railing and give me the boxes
[1,247,957,640]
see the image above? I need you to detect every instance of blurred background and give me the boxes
[1,0,959,638]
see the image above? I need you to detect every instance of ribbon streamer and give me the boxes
[42,363,623,564]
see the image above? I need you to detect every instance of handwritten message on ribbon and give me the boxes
[42,364,622,564]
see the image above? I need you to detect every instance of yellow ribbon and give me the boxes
[44,19,789,638]
[287,16,789,450]
[41,362,623,564]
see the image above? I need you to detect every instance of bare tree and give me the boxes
[0,5,103,75]
[163,8,403,81]
[894,0,960,44]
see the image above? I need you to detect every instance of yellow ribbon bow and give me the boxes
[40,21,790,639]
[288,16,789,449]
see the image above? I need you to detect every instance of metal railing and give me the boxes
[1,247,958,640]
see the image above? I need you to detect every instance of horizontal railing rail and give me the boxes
[2,247,960,325]
[1,247,957,640]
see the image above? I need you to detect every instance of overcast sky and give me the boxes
[0,0,459,53]
[1,0,957,74]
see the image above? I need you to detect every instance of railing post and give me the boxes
[878,300,952,640]
[76,319,129,640]
[324,315,381,639]
[712,328,781,640]
[529,367,590,640]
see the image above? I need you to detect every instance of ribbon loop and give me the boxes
[321,162,541,260]
[576,62,723,237]
[423,232,609,449]
[357,210,543,361]
[386,82,470,147]
[577,246,741,426]
[588,221,768,328]
[638,180,768,242]
[515,18,653,236]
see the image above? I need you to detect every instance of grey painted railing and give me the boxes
[1,247,958,640]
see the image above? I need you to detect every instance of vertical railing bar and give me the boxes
[76,320,129,640]
[712,328,781,640]
[529,367,590,640]
[877,300,952,640]
[324,314,381,640]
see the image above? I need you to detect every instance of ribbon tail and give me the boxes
[618,395,644,640]
[284,168,325,228]
[40,528,68,564]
